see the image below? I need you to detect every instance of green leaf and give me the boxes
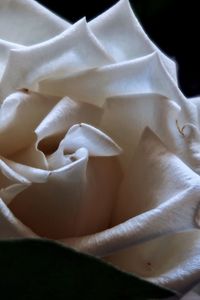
[0,239,176,300]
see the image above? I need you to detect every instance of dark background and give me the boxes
[37,0,200,98]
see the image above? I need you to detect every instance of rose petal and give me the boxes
[105,231,200,292]
[111,127,200,225]
[7,149,87,239]
[47,123,122,170]
[181,290,200,300]
[0,39,21,81]
[100,93,200,173]
[63,129,200,290]
[0,0,69,46]
[189,97,200,124]
[0,90,59,156]
[35,97,103,154]
[100,93,181,169]
[0,198,36,238]
[61,123,122,156]
[0,158,30,205]
[38,52,184,107]
[10,141,48,170]
[8,145,122,239]
[0,19,113,101]
[90,0,177,80]
[1,157,50,184]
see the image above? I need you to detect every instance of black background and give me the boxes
[37,0,200,98]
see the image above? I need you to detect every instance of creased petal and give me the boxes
[106,231,200,293]
[47,123,122,170]
[0,158,30,205]
[61,123,122,156]
[63,129,200,294]
[111,127,200,225]
[101,93,200,172]
[38,52,184,107]
[8,145,122,239]
[36,96,103,154]
[8,149,88,239]
[181,290,200,300]
[0,19,113,101]
[101,93,181,168]
[90,0,177,80]
[0,0,69,46]
[0,39,21,81]
[0,90,59,156]
[0,198,36,238]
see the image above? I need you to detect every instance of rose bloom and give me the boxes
[1,0,200,295]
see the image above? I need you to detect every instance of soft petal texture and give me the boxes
[0,90,59,156]
[0,158,30,204]
[8,150,121,239]
[47,123,122,170]
[89,0,177,80]
[0,0,69,46]
[101,94,180,168]
[37,52,185,107]
[63,129,200,292]
[181,291,200,300]
[36,96,103,154]
[0,198,35,238]
[0,18,113,101]
[0,40,21,80]
[61,123,122,156]
[100,93,200,173]
[1,0,200,294]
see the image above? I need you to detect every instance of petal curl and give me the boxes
[0,19,113,101]
[0,0,69,46]
[0,90,58,156]
[90,0,176,80]
[0,198,35,238]
[63,129,200,292]
[38,52,184,107]
[7,148,121,239]
[36,97,103,155]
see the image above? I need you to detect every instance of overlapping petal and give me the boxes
[89,0,177,80]
[0,0,200,295]
[0,123,122,240]
[64,129,200,292]
[0,0,69,46]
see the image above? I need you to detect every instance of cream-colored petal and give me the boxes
[0,19,113,101]
[0,198,36,238]
[47,123,122,170]
[189,97,200,124]
[36,97,103,154]
[105,231,200,292]
[111,127,200,225]
[38,52,184,107]
[1,157,50,184]
[8,149,88,239]
[74,155,122,237]
[0,90,58,156]
[10,141,48,170]
[7,142,121,240]
[101,93,200,173]
[101,93,181,169]
[0,158,30,205]
[181,290,200,300]
[90,0,176,80]
[0,0,69,46]
[63,128,200,293]
[61,123,122,156]
[0,39,22,81]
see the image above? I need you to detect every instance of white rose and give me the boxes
[1,0,200,295]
